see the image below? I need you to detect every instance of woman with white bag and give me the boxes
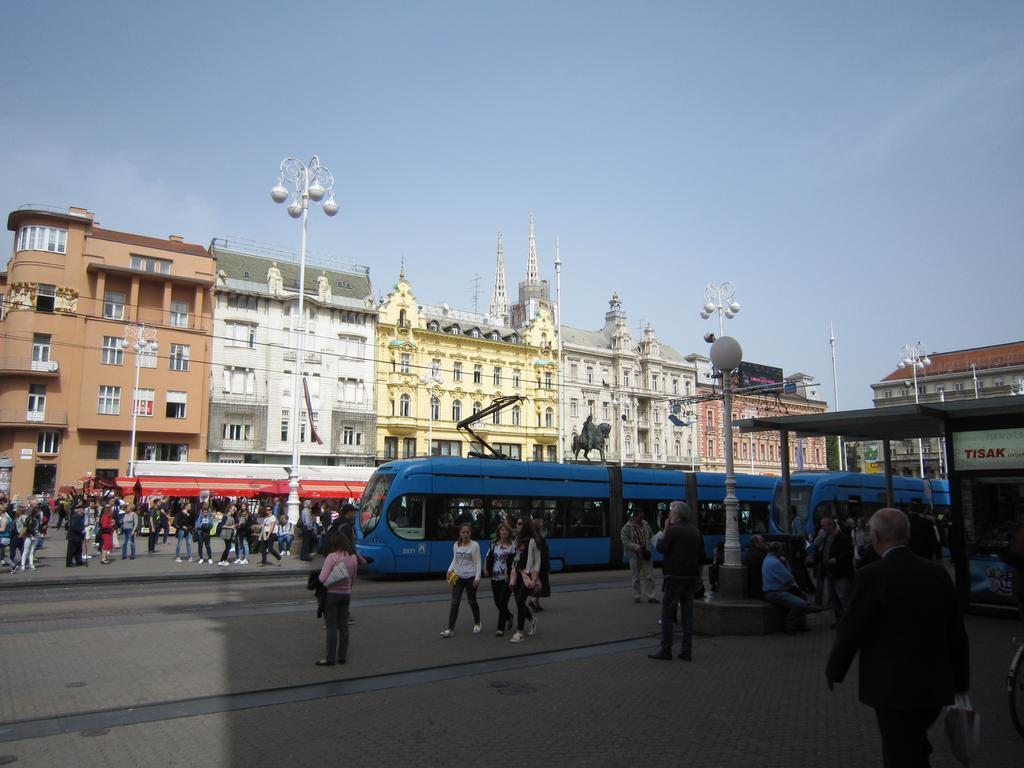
[316,530,358,666]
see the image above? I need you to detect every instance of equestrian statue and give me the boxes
[571,414,612,462]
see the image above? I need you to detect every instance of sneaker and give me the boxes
[496,630,504,637]
[218,561,229,567]
[207,559,214,564]
[347,616,355,625]
[10,566,19,574]
[509,632,525,643]
[28,565,35,571]
[175,558,183,563]
[528,617,538,636]
[233,559,242,564]
[440,629,453,638]
[473,624,481,634]
[241,559,248,564]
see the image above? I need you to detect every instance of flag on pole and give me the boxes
[302,376,324,445]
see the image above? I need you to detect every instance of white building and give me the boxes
[560,293,699,467]
[207,240,377,466]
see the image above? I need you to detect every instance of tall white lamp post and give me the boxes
[420,371,443,456]
[700,281,744,596]
[897,342,931,478]
[271,156,339,523]
[120,323,158,478]
[555,241,564,463]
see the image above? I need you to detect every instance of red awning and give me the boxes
[298,480,365,499]
[115,477,365,499]
[116,477,201,496]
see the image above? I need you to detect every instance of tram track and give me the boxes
[0,634,657,744]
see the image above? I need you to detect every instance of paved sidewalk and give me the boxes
[0,532,314,588]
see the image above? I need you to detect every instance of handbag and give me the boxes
[520,572,539,592]
[447,570,459,587]
[222,526,235,541]
[323,559,351,588]
[942,692,980,766]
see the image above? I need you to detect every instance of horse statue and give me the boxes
[571,422,612,462]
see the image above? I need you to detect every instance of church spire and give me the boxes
[488,229,509,322]
[525,210,539,283]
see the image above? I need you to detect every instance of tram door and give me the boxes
[390,494,429,572]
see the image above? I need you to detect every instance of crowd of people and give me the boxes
[0,493,359,572]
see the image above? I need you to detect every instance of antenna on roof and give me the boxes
[470,273,482,313]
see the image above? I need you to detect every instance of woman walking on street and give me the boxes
[235,508,254,564]
[195,504,215,564]
[218,507,238,566]
[440,523,482,637]
[98,504,116,565]
[174,502,195,563]
[484,520,515,636]
[120,504,139,560]
[258,507,282,566]
[316,530,359,666]
[529,518,551,613]
[509,518,541,643]
[16,507,40,572]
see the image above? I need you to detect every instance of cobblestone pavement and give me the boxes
[0,569,1019,768]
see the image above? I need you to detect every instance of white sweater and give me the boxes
[449,540,482,579]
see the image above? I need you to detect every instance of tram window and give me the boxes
[359,473,394,536]
[699,501,725,535]
[388,495,426,540]
[485,498,528,536]
[739,501,769,534]
[434,497,484,540]
[566,499,606,538]
[530,498,565,538]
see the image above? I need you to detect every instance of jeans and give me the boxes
[323,592,351,663]
[512,580,534,631]
[20,537,37,569]
[659,577,696,656]
[175,529,192,559]
[159,518,169,544]
[278,534,294,553]
[490,579,512,631]
[629,555,656,600]
[447,577,480,630]
[1,540,15,569]
[121,531,136,559]
[764,590,810,631]
[236,537,249,560]
[148,527,158,553]
[196,530,212,561]
[827,575,852,620]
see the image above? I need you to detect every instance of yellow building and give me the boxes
[376,271,559,462]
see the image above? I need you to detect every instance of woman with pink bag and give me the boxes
[508,517,541,644]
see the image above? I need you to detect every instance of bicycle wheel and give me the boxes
[1010,641,1024,738]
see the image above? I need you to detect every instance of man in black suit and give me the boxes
[820,516,854,625]
[826,507,969,767]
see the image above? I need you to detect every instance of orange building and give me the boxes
[0,205,214,499]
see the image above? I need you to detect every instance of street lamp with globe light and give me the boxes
[897,342,932,478]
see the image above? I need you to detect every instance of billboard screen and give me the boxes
[738,362,784,392]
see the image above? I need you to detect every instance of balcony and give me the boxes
[0,358,60,377]
[0,409,67,427]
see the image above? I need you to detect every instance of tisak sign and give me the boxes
[952,428,1024,471]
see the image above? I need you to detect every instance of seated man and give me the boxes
[761,542,810,634]
[742,535,768,599]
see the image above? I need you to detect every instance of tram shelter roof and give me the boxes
[734,396,1024,440]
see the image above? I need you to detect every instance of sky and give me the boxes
[3,1,1022,409]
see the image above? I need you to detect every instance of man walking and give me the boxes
[299,500,316,561]
[66,503,86,567]
[819,516,853,625]
[621,507,657,603]
[648,501,703,661]
[826,508,969,767]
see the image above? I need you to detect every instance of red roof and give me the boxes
[92,227,210,259]
[880,341,1024,382]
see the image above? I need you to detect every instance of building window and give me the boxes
[226,321,256,348]
[402,437,417,458]
[707,437,714,456]
[547,446,557,462]
[170,300,190,328]
[36,284,56,313]
[338,335,365,359]
[512,369,521,388]
[431,396,440,420]
[473,364,482,384]
[98,385,121,415]
[222,423,253,441]
[570,363,578,381]
[622,370,630,387]
[533,445,544,462]
[431,359,442,379]
[625,437,632,454]
[139,443,188,461]
[493,443,521,460]
[493,367,502,386]
[544,371,552,389]
[228,294,259,310]
[27,383,46,418]
[166,391,187,418]
[473,401,482,415]
[281,411,289,442]
[651,374,658,391]
[338,378,366,404]
[342,426,363,447]
[96,441,120,460]
[130,255,172,274]
[602,402,610,420]
[104,291,126,320]
[588,400,595,417]
[452,400,462,421]
[384,436,398,459]
[672,379,678,395]
[101,336,124,365]
[35,430,60,455]
[133,388,155,416]
[17,226,67,254]
[570,399,578,418]
[399,394,411,417]
[512,405,521,426]
[586,366,594,384]
[433,440,461,457]
[222,367,256,395]
[31,334,52,369]
[492,408,501,425]
[400,353,411,373]
[169,344,190,371]
[545,407,554,428]
[453,362,462,382]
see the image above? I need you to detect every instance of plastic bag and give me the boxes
[942,692,980,766]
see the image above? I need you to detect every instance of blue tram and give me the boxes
[357,457,777,575]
